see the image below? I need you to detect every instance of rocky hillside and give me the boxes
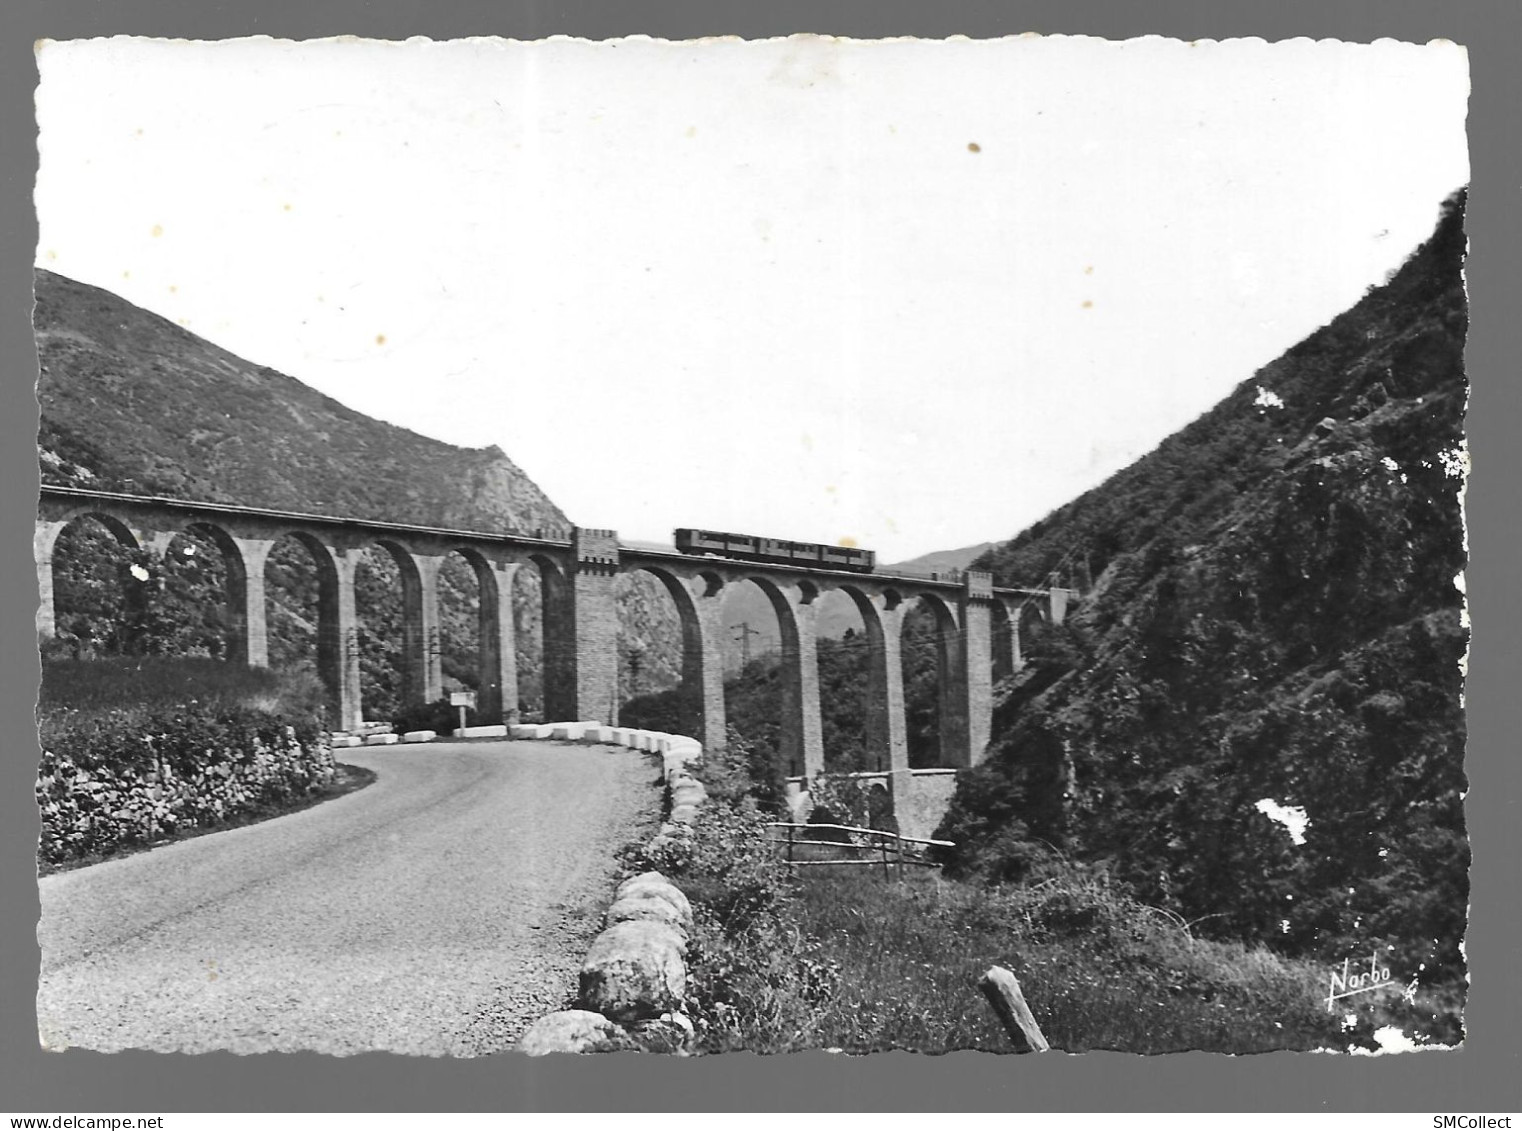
[35,269,684,712]
[35,269,568,534]
[941,193,1469,982]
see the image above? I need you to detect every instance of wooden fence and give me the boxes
[765,821,954,878]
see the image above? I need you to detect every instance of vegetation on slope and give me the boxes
[649,731,1386,1054]
[35,270,568,532]
[941,192,1469,986]
[36,656,368,870]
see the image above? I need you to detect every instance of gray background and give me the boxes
[2,0,1516,1113]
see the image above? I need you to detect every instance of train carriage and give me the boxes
[674,528,876,573]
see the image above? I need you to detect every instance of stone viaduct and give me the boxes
[36,486,1075,787]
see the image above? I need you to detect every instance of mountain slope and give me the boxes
[941,192,1468,983]
[35,269,568,534]
[886,542,995,575]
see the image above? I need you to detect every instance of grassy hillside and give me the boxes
[641,733,1418,1056]
[941,193,1468,987]
[35,270,568,533]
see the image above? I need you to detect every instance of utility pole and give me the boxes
[732,621,764,669]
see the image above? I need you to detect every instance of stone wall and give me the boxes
[894,769,960,841]
[516,721,706,1056]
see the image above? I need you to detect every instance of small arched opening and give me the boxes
[991,598,1018,684]
[615,568,687,723]
[821,585,879,774]
[436,549,485,710]
[899,592,961,768]
[617,566,713,741]
[512,553,571,723]
[719,575,788,777]
[352,540,422,724]
[264,531,342,720]
[154,523,243,661]
[46,512,146,659]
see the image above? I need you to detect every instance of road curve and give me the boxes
[36,740,659,1056]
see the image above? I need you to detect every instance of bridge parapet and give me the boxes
[964,569,994,600]
[571,527,620,574]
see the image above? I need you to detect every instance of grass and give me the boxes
[38,655,328,723]
[793,866,1347,1054]
[652,738,1357,1055]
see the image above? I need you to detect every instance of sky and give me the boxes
[34,35,1469,562]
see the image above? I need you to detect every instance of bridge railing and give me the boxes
[765,821,954,877]
[877,565,967,583]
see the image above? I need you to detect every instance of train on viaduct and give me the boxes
[36,486,1076,802]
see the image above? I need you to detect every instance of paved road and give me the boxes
[36,740,659,1056]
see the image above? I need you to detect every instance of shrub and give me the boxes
[622,733,838,1053]
[37,701,334,865]
[618,687,683,735]
[804,772,898,834]
[391,697,475,737]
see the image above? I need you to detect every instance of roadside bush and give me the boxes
[804,772,898,834]
[391,697,475,737]
[618,687,683,736]
[37,702,334,865]
[622,731,839,1053]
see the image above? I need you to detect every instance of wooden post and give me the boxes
[979,966,1050,1053]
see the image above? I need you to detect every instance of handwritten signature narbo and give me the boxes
[1326,951,1396,1011]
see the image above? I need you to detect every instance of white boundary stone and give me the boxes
[459,724,509,738]
[363,733,400,746]
[401,730,436,743]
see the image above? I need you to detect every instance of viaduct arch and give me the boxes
[36,487,1075,780]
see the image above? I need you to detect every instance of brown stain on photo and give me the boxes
[151,224,163,238]
[967,142,981,153]
[375,334,386,346]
